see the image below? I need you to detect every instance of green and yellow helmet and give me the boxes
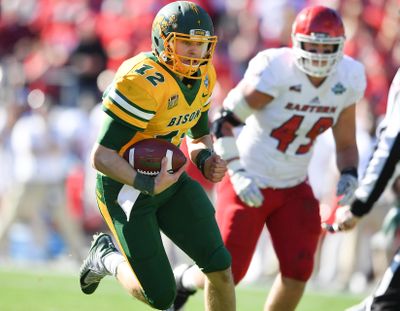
[151,1,217,79]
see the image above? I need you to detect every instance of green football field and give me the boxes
[0,267,364,311]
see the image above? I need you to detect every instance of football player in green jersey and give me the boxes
[79,2,236,311]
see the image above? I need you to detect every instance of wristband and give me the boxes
[195,148,213,175]
[340,167,358,178]
[133,173,155,196]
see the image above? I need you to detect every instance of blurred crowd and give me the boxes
[0,0,400,293]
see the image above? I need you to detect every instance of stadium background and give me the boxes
[0,0,399,310]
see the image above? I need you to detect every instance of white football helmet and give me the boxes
[291,6,345,77]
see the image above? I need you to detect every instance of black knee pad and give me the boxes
[202,245,232,273]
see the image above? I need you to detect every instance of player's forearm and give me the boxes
[335,144,359,172]
[186,134,214,163]
[332,104,358,172]
[91,143,136,186]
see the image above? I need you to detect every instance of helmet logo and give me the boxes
[310,32,329,38]
[153,15,167,34]
[190,29,210,36]
[153,14,178,34]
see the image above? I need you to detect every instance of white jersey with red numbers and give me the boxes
[228,47,366,188]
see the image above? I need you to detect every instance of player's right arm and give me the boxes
[92,116,186,196]
[213,50,277,138]
[212,50,283,207]
[94,70,187,197]
[92,143,136,186]
[219,80,274,130]
[92,143,186,197]
[91,113,138,186]
[211,79,274,207]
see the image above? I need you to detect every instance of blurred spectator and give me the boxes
[67,11,107,104]
[251,0,306,48]
[0,92,87,261]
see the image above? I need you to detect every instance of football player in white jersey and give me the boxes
[168,5,367,311]
[331,68,400,311]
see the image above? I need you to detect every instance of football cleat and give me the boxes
[79,233,117,294]
[165,264,197,311]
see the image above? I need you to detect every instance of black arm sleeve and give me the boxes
[351,132,400,217]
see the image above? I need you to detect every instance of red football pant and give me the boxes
[216,175,321,283]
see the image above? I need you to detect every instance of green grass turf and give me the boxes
[0,267,363,311]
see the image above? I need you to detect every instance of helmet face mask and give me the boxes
[152,1,217,79]
[162,31,217,78]
[291,6,345,78]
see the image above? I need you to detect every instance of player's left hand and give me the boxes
[203,153,227,182]
[336,172,358,206]
[322,206,360,233]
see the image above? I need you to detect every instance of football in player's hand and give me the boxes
[123,138,187,175]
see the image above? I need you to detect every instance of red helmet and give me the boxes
[291,6,345,77]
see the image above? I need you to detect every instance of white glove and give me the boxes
[230,170,264,208]
[214,137,264,207]
[336,172,358,206]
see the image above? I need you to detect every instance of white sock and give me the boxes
[181,267,197,291]
[103,251,126,277]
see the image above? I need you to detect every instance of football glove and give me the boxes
[214,136,264,207]
[336,168,358,206]
[230,169,264,208]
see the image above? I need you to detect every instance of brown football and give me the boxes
[123,139,187,175]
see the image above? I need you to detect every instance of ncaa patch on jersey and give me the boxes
[331,82,346,95]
